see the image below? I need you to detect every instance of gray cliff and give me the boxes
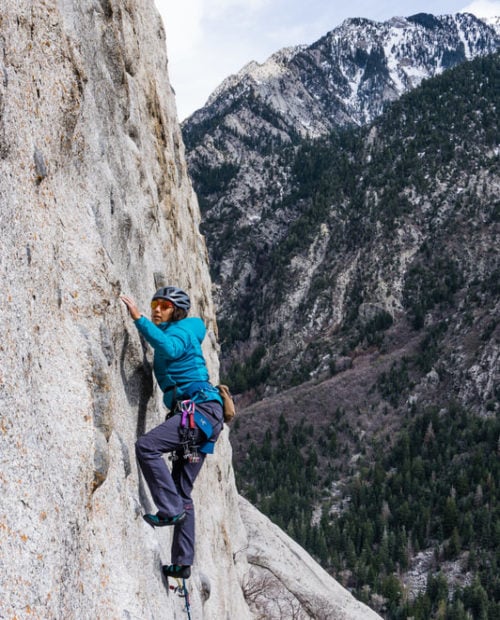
[0,1,380,619]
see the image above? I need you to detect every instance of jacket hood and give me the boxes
[160,317,206,344]
[181,317,206,343]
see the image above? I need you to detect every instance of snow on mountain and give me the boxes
[185,13,499,140]
[182,12,499,385]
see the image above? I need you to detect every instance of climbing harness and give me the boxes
[168,577,192,620]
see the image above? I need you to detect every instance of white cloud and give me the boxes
[155,0,263,60]
[207,0,269,13]
[460,0,500,16]
[156,1,206,59]
[155,0,276,118]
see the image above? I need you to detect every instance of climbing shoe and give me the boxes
[163,564,191,579]
[143,511,186,528]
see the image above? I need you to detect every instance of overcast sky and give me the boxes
[154,0,500,121]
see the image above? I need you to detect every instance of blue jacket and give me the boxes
[134,316,222,410]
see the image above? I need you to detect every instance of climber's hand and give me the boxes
[120,295,142,320]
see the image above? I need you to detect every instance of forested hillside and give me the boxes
[183,14,499,397]
[223,52,498,399]
[228,53,499,618]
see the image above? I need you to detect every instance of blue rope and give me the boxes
[182,578,192,620]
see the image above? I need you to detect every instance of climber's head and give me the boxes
[151,286,190,324]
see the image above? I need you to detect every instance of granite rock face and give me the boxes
[0,2,380,618]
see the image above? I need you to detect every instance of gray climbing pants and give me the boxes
[135,400,223,566]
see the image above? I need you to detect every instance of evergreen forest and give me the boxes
[236,404,499,618]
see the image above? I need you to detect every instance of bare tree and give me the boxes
[242,567,338,619]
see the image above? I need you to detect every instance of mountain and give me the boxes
[0,2,380,619]
[187,13,499,141]
[183,14,499,400]
[181,13,500,619]
[182,14,499,389]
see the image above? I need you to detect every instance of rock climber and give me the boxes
[120,287,224,580]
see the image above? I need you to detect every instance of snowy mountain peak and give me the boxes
[206,44,306,108]
[482,14,500,34]
[187,12,499,137]
[182,12,499,341]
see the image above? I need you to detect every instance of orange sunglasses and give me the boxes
[151,299,174,311]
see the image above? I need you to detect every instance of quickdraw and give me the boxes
[170,400,201,464]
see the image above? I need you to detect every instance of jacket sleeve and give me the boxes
[133,317,189,359]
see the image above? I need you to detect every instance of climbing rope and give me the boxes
[169,577,192,619]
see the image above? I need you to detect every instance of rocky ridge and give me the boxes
[182,14,499,399]
[182,13,499,327]
[198,13,499,138]
[0,1,380,619]
[213,50,500,413]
